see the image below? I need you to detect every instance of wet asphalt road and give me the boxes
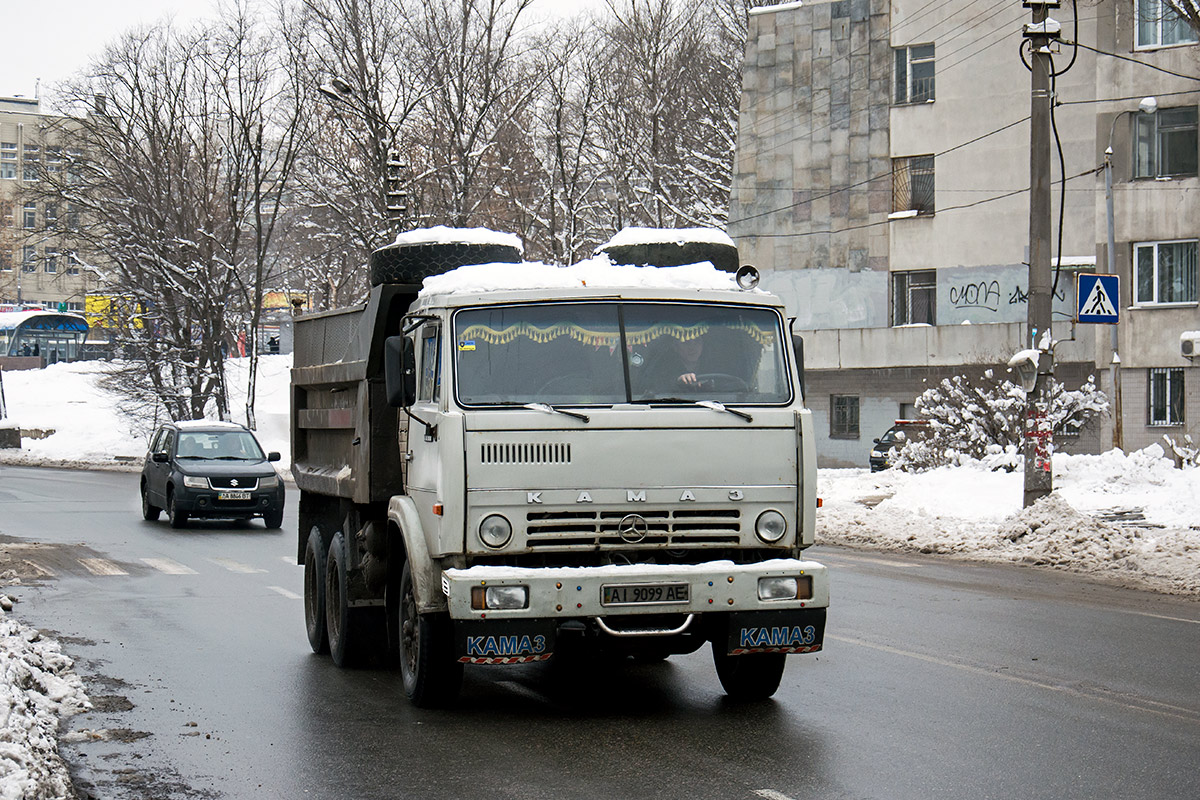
[1,464,1198,799]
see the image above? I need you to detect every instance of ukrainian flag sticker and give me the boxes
[458,340,476,351]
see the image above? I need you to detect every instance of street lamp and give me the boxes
[1103,96,1156,452]
[317,75,408,235]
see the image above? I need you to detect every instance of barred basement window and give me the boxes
[830,395,859,439]
[1149,368,1185,426]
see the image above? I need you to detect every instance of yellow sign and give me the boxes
[85,294,145,330]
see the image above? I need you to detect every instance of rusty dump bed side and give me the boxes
[290,284,418,504]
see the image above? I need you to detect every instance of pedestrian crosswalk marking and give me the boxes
[268,586,301,600]
[140,557,198,575]
[79,558,128,576]
[209,557,267,574]
[23,560,55,578]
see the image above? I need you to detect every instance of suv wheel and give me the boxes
[167,489,189,529]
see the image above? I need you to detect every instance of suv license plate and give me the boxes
[601,583,689,606]
[218,491,251,501]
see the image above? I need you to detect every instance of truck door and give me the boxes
[405,322,443,537]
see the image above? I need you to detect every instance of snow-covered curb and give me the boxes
[0,604,90,799]
[818,450,1200,597]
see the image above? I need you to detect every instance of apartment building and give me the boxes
[730,0,1199,466]
[0,96,95,312]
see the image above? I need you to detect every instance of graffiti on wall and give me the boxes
[941,265,1077,325]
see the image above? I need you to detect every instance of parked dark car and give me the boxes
[140,420,285,529]
[869,420,931,472]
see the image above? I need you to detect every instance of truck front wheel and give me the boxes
[712,646,786,701]
[398,560,462,707]
[304,527,329,654]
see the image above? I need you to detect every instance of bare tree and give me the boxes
[35,10,302,424]
[1162,0,1200,36]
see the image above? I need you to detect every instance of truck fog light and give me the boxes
[479,514,513,548]
[758,575,813,600]
[758,577,798,601]
[183,475,208,489]
[755,510,787,543]
[471,585,528,610]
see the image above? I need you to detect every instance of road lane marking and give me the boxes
[753,791,797,800]
[209,558,267,574]
[829,633,1200,724]
[78,558,127,576]
[281,556,297,566]
[267,586,301,600]
[140,558,197,575]
[1115,609,1200,626]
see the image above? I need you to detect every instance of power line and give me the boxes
[1063,39,1200,82]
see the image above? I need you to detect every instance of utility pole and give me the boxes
[1022,0,1059,507]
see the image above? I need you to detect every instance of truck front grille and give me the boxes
[524,508,741,548]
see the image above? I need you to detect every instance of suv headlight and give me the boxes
[182,475,208,489]
[259,474,279,489]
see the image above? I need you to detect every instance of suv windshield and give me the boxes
[454,302,790,407]
[176,430,265,460]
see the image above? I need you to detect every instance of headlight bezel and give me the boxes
[258,474,279,489]
[182,475,209,489]
[755,509,788,543]
[479,514,513,549]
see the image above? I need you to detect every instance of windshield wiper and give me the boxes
[523,402,590,423]
[636,397,752,423]
[695,400,753,423]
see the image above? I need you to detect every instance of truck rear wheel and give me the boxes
[398,560,462,707]
[712,646,786,701]
[325,531,360,667]
[304,527,329,654]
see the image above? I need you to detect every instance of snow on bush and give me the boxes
[1162,433,1199,468]
[894,370,1107,472]
[0,607,90,799]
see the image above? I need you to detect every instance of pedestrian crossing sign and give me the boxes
[1076,273,1120,324]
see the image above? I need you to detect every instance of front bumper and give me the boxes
[173,486,285,517]
[442,558,828,619]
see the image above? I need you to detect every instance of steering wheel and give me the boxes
[537,373,590,394]
[680,373,749,392]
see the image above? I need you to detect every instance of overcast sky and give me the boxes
[3,0,593,101]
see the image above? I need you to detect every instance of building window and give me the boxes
[1135,240,1198,304]
[45,205,58,229]
[1149,368,1185,425]
[1134,106,1198,178]
[0,142,15,180]
[893,270,936,325]
[66,251,80,275]
[22,246,37,273]
[22,203,36,229]
[1136,0,1198,48]
[44,250,57,274]
[22,144,39,182]
[0,250,10,272]
[830,395,860,439]
[894,44,935,104]
[892,155,935,216]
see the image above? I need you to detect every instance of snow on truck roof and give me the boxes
[596,226,736,250]
[390,225,524,252]
[419,256,751,297]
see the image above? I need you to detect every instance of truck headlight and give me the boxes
[479,515,513,548]
[182,475,208,489]
[471,585,528,610]
[758,575,814,601]
[259,474,279,489]
[754,510,787,543]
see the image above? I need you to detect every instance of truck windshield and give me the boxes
[454,302,790,407]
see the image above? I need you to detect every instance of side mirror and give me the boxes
[267,452,281,462]
[385,335,417,407]
[873,438,880,444]
[152,452,169,463]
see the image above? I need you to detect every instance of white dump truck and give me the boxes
[291,226,828,706]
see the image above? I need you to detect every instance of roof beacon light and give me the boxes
[735,265,760,290]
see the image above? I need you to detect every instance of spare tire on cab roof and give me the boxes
[369,229,523,287]
[596,227,739,274]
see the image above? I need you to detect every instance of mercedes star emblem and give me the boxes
[617,513,649,544]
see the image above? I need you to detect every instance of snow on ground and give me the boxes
[1,355,1200,793]
[818,447,1200,596]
